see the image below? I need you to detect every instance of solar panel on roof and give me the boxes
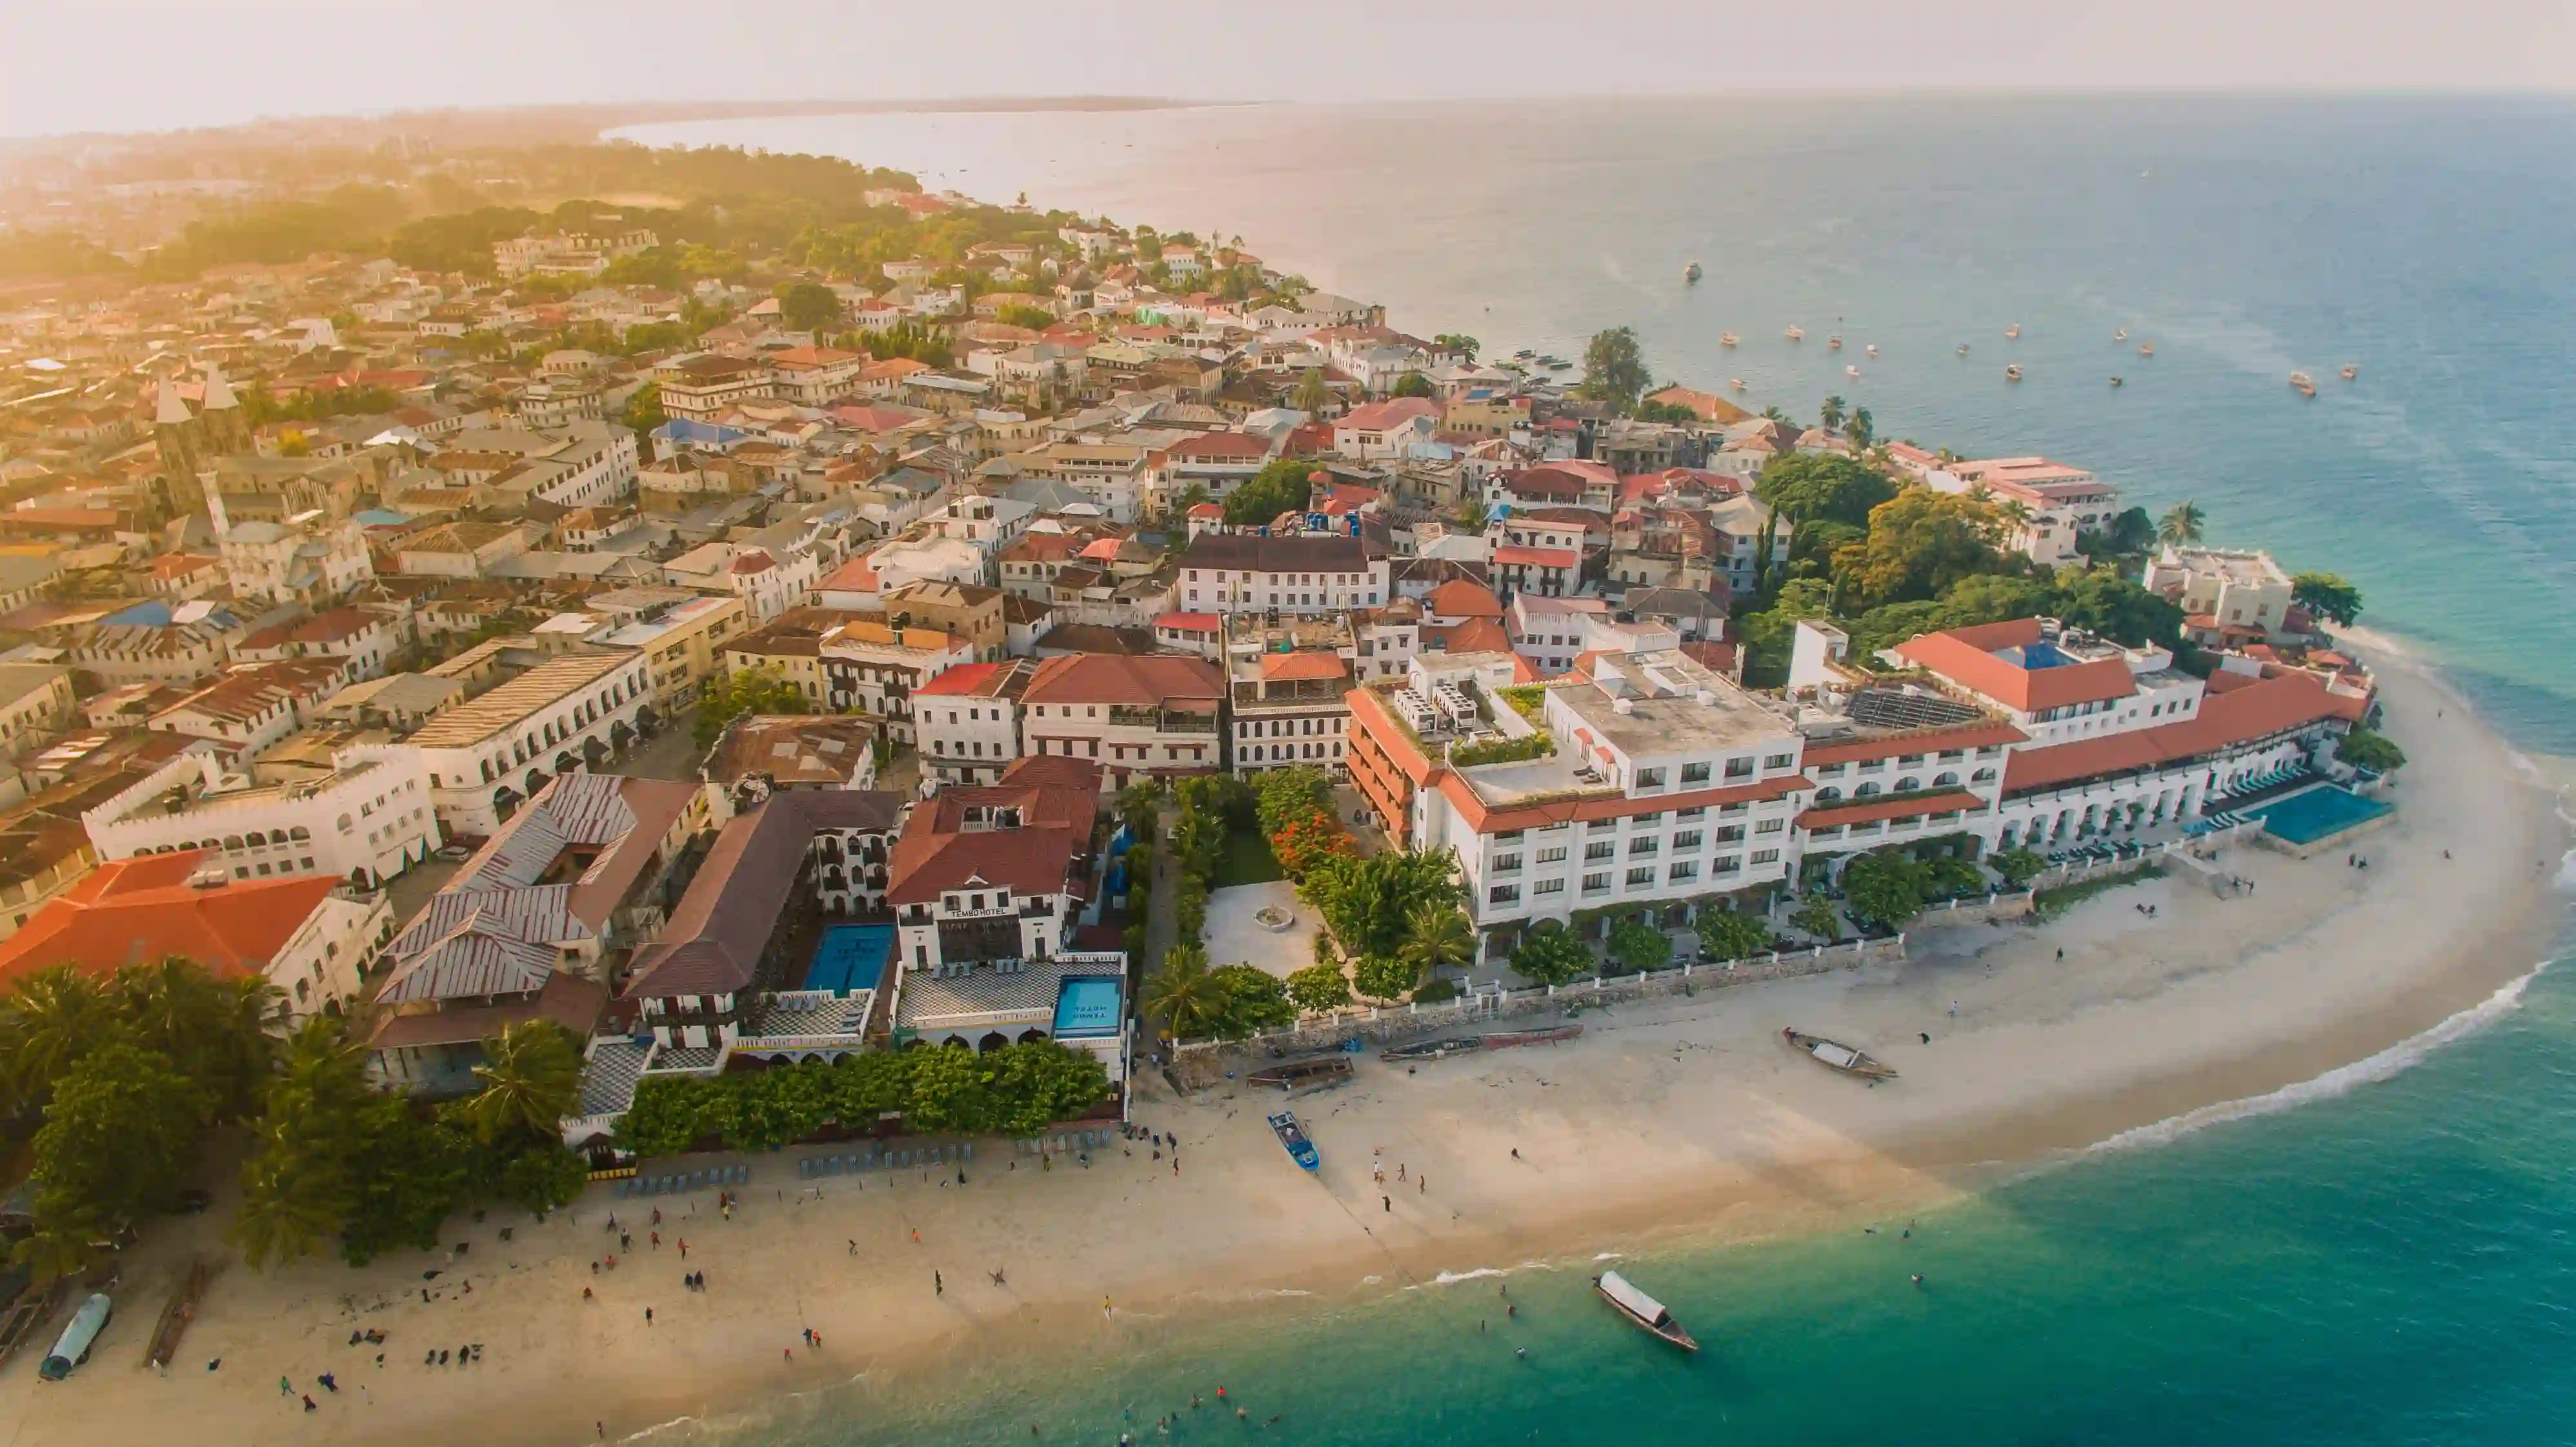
[1846,688,1984,732]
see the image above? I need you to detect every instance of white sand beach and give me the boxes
[0,644,2562,1447]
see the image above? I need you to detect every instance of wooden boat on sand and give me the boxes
[1267,1111,1320,1171]
[1247,1056,1354,1093]
[1382,1024,1582,1062]
[1594,1270,1698,1351]
[1782,1027,1898,1080]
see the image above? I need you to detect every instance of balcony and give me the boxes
[1107,706,1219,733]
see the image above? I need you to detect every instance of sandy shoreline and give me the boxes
[0,643,2564,1447]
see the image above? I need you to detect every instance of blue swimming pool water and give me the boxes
[1051,976,1123,1038]
[2242,785,2395,846]
[803,923,893,995]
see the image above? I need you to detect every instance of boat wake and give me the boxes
[2083,960,2550,1157]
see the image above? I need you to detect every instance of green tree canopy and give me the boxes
[462,1020,584,1142]
[778,281,843,334]
[1605,916,1673,972]
[1285,962,1353,1013]
[1757,453,1900,531]
[694,663,812,747]
[1390,371,1434,399]
[1508,923,1595,986]
[1840,851,1932,931]
[2336,727,2406,772]
[2291,572,2364,627]
[1695,910,1770,962]
[1433,333,1480,360]
[1207,965,1298,1038]
[26,1041,203,1237]
[1848,488,2014,609]
[1291,367,1332,416]
[1222,457,1319,526]
[1578,327,1653,410]
[2158,501,2207,547]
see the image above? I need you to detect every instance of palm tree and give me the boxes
[464,1021,583,1141]
[0,966,108,1108]
[1846,407,1874,449]
[1142,944,1225,1041]
[1396,901,1476,986]
[1760,405,1791,425]
[232,1140,346,1270]
[2158,500,2206,547]
[1291,367,1331,416]
[1818,395,1846,432]
[10,1205,102,1286]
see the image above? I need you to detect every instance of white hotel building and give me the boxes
[407,649,656,838]
[82,744,443,887]
[1348,617,2368,958]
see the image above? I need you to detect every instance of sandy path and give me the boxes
[0,643,2561,1447]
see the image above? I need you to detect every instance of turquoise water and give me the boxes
[803,923,891,995]
[619,98,2576,1444]
[2243,784,2395,845]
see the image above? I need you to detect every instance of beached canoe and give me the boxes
[1267,1111,1320,1171]
[1782,1027,1898,1080]
[1594,1270,1698,1351]
[1247,1056,1354,1092]
[1485,1024,1582,1051]
[1382,1036,1485,1063]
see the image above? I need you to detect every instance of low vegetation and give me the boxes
[615,1041,1111,1159]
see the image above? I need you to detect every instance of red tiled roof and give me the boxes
[1169,430,1269,460]
[1493,546,1578,569]
[1424,618,1515,655]
[2000,672,2362,795]
[913,662,1009,697]
[0,851,339,991]
[1022,653,1224,707]
[1423,580,1505,619]
[1438,772,1807,836]
[1889,619,2137,713]
[1154,612,1222,632]
[1258,652,1350,683]
[1338,398,1438,432]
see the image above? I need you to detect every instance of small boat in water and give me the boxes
[1247,1056,1355,1093]
[2005,323,2021,339]
[2004,364,2023,382]
[2110,375,2124,388]
[1684,261,1703,285]
[2115,327,2129,341]
[2340,364,2358,380]
[1267,1110,1320,1171]
[1728,376,1747,390]
[2289,370,2317,398]
[1956,343,1971,356]
[1827,334,1843,350]
[1783,1027,1898,1080]
[1594,1271,1698,1351]
[2138,342,2155,357]
[1845,364,1859,378]
[1865,344,1878,358]
[1719,332,1739,348]
[1784,325,1804,341]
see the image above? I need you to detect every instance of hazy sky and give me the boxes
[5,1,2571,138]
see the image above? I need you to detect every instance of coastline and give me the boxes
[1,641,2561,1447]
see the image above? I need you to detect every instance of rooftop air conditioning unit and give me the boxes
[186,869,230,889]
[1613,698,1635,714]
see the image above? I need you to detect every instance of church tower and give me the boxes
[151,378,207,520]
[197,365,251,456]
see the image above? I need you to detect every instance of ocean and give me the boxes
[612,97,2576,1444]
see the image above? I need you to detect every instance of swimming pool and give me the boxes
[2240,784,2395,847]
[804,924,894,995]
[1052,976,1125,1039]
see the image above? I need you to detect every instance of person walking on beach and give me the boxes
[935,1271,944,1297]
[280,1375,294,1397]
[1382,1195,1391,1213]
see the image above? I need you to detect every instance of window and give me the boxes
[1764,753,1796,769]
[1715,855,1742,874]
[1856,782,1882,798]
[1588,818,1617,831]
[1674,831,1702,850]
[1488,884,1521,905]
[1629,837,1658,855]
[1669,862,1698,882]
[1934,772,1960,787]
[1751,848,1780,865]
[1636,767,1666,789]
[1715,825,1746,843]
[1495,829,1525,842]
[1724,756,1755,780]
[1680,762,1711,784]
[1815,787,1842,803]
[1756,818,1785,835]
[1971,767,1998,784]
[1582,873,1611,893]
[1535,845,1568,864]
[1676,805,1705,820]
[1625,865,1656,885]
[1492,854,1522,873]
[1632,812,1663,826]
[1897,777,1922,792]
[1533,878,1565,895]
[1584,841,1615,861]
